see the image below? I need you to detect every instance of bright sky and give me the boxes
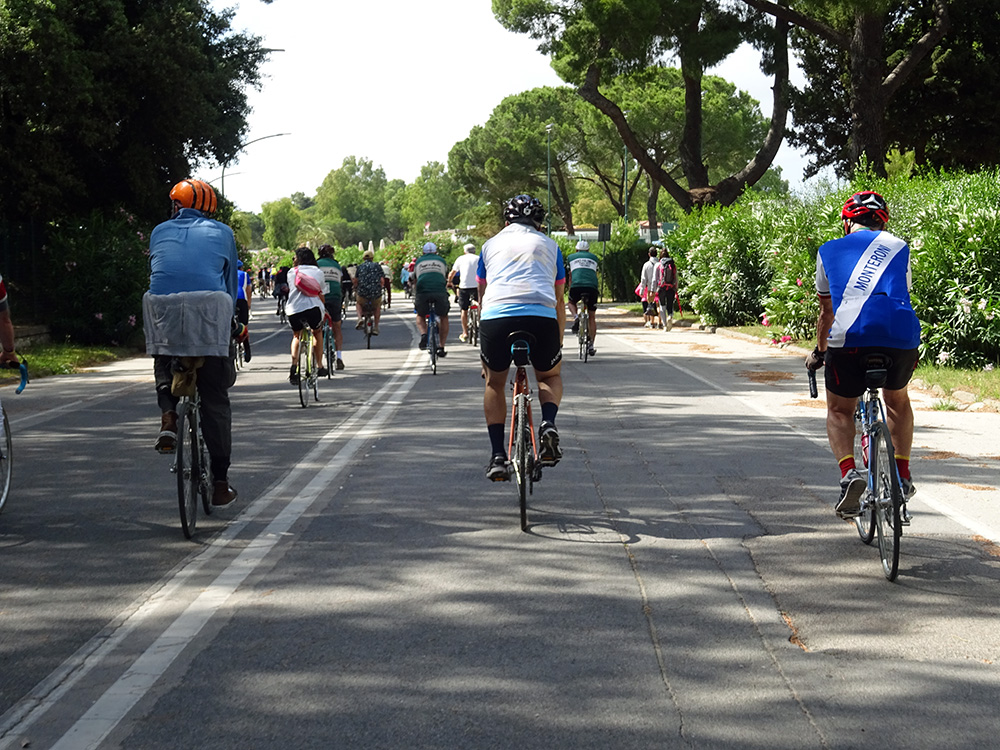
[209,0,817,214]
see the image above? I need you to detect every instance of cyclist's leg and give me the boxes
[195,356,237,505]
[436,293,451,348]
[153,356,180,452]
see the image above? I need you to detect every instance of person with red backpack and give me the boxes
[654,249,679,331]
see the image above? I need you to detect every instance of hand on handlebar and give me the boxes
[805,346,826,372]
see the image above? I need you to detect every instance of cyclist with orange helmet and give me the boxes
[805,190,921,518]
[143,178,240,509]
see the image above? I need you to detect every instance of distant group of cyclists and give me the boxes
[0,177,915,529]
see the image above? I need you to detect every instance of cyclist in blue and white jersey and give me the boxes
[805,190,921,518]
[235,260,251,362]
[478,194,566,481]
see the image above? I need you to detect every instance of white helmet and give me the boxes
[422,242,438,254]
[575,240,590,250]
[463,242,476,253]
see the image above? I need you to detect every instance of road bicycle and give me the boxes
[360,301,375,350]
[507,332,542,531]
[809,355,908,581]
[322,312,335,379]
[0,360,29,514]
[170,360,213,539]
[577,298,591,362]
[467,298,480,346]
[426,300,440,374]
[276,292,287,325]
[297,327,320,408]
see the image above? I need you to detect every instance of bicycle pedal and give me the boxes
[901,504,912,525]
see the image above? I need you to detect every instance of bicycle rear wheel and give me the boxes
[365,316,372,349]
[871,422,902,580]
[853,413,875,544]
[469,306,479,346]
[310,346,319,402]
[513,393,529,530]
[298,339,309,408]
[176,406,199,539]
[0,407,12,513]
[324,326,334,379]
[428,314,438,374]
[199,425,214,516]
[579,306,590,362]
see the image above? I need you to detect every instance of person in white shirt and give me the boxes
[448,243,481,342]
[286,247,328,383]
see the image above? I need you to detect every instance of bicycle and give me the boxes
[0,359,29,514]
[276,292,287,325]
[426,300,440,374]
[322,313,335,380]
[577,298,591,362]
[360,301,375,350]
[507,332,542,531]
[809,355,908,581]
[467,299,480,346]
[297,326,320,408]
[169,359,214,539]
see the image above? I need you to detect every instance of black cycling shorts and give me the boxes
[480,315,562,373]
[288,307,323,332]
[825,346,919,398]
[415,291,450,317]
[568,285,598,308]
[457,287,479,311]
[323,299,342,323]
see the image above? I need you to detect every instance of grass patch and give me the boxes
[0,342,138,383]
[914,362,1000,402]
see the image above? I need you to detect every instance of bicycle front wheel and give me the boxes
[853,414,875,544]
[324,326,334,379]
[310,346,319,401]
[469,307,479,346]
[298,340,309,408]
[428,316,438,374]
[365,317,372,349]
[176,407,199,539]
[579,308,590,362]
[199,426,214,516]
[871,422,902,580]
[0,407,12,513]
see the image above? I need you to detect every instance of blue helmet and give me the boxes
[422,242,438,254]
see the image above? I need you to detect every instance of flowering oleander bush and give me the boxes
[44,208,148,346]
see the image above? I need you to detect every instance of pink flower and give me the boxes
[94,312,103,320]
[781,335,792,343]
[761,314,771,327]
[128,315,137,327]
[796,278,803,286]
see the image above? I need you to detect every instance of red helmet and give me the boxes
[169,179,217,214]
[841,191,889,226]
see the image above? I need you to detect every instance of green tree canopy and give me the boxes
[261,198,301,254]
[314,156,389,246]
[399,162,463,237]
[0,0,268,226]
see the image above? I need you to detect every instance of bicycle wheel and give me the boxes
[469,306,479,346]
[310,345,319,402]
[579,306,589,362]
[0,406,12,513]
[176,406,199,539]
[871,422,902,580]
[513,393,529,530]
[853,413,875,544]
[324,325,334,379]
[365,315,372,349]
[428,314,438,374]
[298,337,309,408]
[199,423,214,516]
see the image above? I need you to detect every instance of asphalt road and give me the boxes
[1,302,998,749]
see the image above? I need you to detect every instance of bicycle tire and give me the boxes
[324,325,334,379]
[428,313,438,374]
[298,338,309,408]
[853,409,875,544]
[0,406,12,513]
[365,315,372,350]
[310,344,319,402]
[469,307,479,346]
[579,305,589,362]
[871,422,902,580]
[514,393,529,530]
[176,406,199,539]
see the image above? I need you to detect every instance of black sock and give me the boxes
[488,423,506,457]
[541,402,558,424]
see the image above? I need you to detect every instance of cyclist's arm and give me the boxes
[0,308,17,364]
[815,294,833,352]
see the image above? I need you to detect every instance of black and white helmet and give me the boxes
[503,194,545,226]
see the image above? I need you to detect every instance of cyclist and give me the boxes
[805,190,921,518]
[0,273,20,366]
[413,242,450,356]
[273,265,290,316]
[566,239,599,357]
[286,246,328,383]
[316,244,345,370]
[478,194,566,481]
[144,178,239,508]
[354,250,384,335]
[380,260,393,309]
[235,260,251,362]
[448,242,480,343]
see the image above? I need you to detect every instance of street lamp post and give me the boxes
[221,132,291,198]
[546,123,554,234]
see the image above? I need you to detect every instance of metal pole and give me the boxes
[221,132,291,198]
[546,124,554,234]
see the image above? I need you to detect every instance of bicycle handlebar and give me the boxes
[1,359,28,394]
[807,368,817,399]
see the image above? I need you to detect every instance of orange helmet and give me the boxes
[169,179,217,214]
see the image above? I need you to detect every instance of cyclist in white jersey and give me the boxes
[478,194,566,481]
[805,191,921,517]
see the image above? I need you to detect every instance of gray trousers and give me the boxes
[154,355,233,481]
